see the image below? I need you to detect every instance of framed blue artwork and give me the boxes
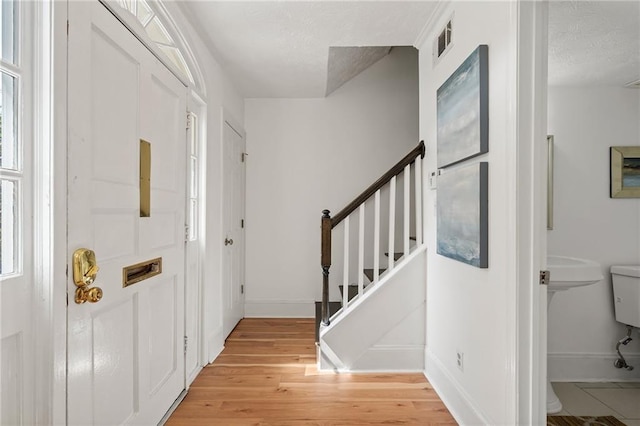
[437,45,489,169]
[437,162,488,268]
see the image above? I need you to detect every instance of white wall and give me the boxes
[418,2,524,424]
[165,3,245,361]
[547,86,640,381]
[244,47,419,317]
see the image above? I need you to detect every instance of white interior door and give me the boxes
[67,2,187,424]
[222,121,246,338]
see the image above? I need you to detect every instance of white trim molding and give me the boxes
[512,2,549,424]
[424,348,492,426]
[549,352,640,382]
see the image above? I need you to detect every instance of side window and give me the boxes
[1,0,21,276]
[187,112,198,241]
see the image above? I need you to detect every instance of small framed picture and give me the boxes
[610,146,640,198]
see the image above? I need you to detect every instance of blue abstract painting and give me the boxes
[437,45,488,168]
[437,162,488,268]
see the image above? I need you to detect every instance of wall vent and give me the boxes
[433,15,454,67]
[437,20,452,58]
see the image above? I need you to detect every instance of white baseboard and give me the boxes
[244,300,315,318]
[424,348,491,426]
[349,345,424,372]
[207,327,224,363]
[548,352,640,381]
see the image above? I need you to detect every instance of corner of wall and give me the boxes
[424,349,491,425]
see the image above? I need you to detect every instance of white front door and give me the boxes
[67,2,187,424]
[222,121,246,338]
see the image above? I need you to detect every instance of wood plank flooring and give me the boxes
[167,318,457,425]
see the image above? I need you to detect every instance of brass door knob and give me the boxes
[75,286,103,304]
[72,248,103,304]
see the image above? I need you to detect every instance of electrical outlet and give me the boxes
[456,351,464,371]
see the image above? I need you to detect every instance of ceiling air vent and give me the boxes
[437,20,452,58]
[624,79,640,88]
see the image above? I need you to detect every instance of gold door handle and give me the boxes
[72,248,103,304]
[225,238,234,246]
[75,286,103,304]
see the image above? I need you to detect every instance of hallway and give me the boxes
[167,318,457,425]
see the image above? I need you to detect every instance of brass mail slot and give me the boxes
[123,257,162,287]
[140,139,151,217]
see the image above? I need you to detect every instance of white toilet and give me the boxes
[611,265,640,370]
[612,265,640,328]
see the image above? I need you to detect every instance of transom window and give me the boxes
[116,0,195,85]
[1,0,21,276]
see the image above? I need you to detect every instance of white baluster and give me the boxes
[374,190,380,284]
[404,164,410,258]
[388,176,396,271]
[343,217,349,308]
[358,203,365,296]
[415,157,423,245]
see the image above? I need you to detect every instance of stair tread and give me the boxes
[338,284,361,304]
[363,268,387,282]
[384,252,404,261]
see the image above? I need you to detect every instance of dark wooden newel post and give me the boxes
[321,209,332,326]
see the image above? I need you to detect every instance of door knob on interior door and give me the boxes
[225,238,234,246]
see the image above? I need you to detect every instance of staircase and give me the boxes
[316,142,427,371]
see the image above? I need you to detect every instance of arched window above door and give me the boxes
[113,0,204,93]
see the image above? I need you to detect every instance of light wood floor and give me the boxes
[167,318,457,425]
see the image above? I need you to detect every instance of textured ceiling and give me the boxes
[179,1,437,98]
[179,1,639,97]
[548,1,640,87]
[325,46,392,96]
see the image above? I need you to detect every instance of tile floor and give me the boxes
[551,382,640,426]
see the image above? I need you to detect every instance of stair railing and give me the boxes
[320,141,425,326]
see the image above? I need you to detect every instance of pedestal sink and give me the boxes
[546,255,604,413]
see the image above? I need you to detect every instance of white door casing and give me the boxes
[222,120,246,338]
[67,2,186,424]
[184,110,202,386]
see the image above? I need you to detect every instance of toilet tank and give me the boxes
[611,265,640,328]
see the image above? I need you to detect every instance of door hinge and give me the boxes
[186,114,191,131]
[241,219,244,228]
[184,336,188,355]
[241,284,244,294]
[184,224,190,242]
[241,152,247,162]
[540,270,550,285]
[67,20,69,35]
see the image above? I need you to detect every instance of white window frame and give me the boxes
[0,0,25,279]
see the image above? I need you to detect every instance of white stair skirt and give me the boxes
[319,246,426,372]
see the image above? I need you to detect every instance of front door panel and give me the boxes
[67,3,186,424]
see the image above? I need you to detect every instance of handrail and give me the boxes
[330,141,425,228]
[319,141,425,328]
